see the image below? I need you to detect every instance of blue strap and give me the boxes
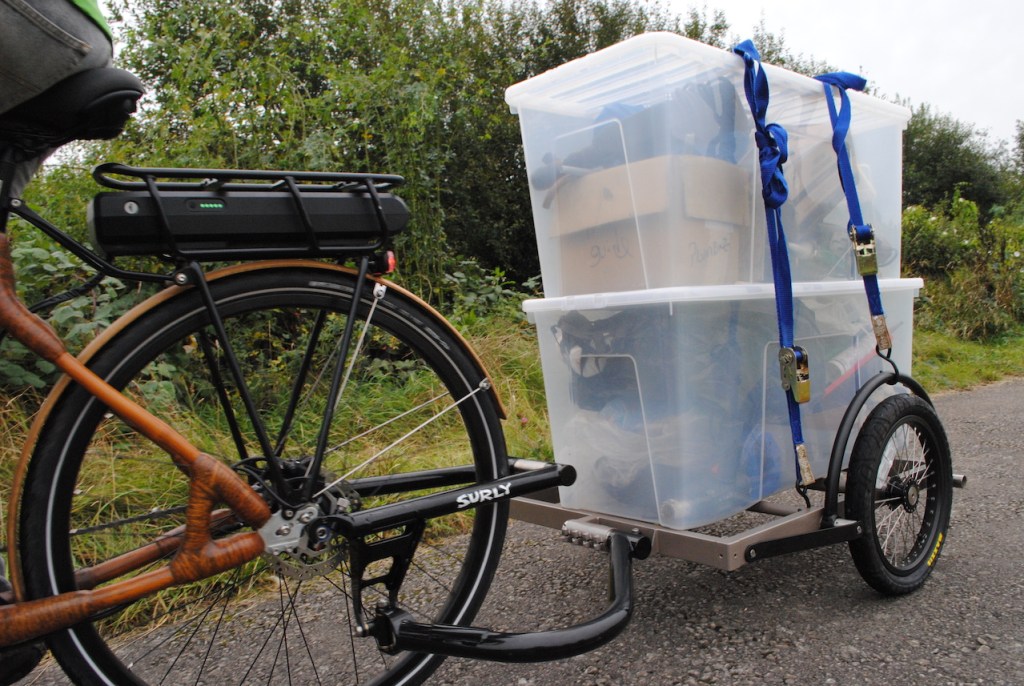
[733,41,813,487]
[815,72,891,350]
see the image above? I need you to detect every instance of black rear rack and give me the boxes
[92,163,405,192]
[89,163,410,262]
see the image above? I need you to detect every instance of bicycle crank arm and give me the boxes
[369,524,650,662]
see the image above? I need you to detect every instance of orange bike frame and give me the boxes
[0,233,270,647]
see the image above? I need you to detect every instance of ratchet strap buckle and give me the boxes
[849,223,878,276]
[779,346,811,404]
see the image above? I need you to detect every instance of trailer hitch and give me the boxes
[365,522,650,662]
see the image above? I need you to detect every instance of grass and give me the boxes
[911,326,1024,392]
[461,313,553,462]
[0,390,40,553]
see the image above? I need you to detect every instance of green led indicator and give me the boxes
[189,198,226,211]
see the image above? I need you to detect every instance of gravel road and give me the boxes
[16,379,1024,685]
[435,378,1024,685]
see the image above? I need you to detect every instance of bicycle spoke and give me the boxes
[191,578,234,686]
[267,577,305,686]
[241,589,293,684]
[326,391,450,456]
[324,572,367,683]
[158,576,229,685]
[69,505,188,537]
[319,383,487,497]
[873,424,936,566]
[283,577,323,686]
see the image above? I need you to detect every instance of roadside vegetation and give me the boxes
[2,0,1024,501]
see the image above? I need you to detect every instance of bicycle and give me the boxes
[0,67,648,685]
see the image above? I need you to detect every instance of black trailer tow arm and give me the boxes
[369,522,651,663]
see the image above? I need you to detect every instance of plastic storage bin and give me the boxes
[506,32,911,297]
[522,278,922,530]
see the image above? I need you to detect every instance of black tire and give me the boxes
[846,393,952,595]
[20,266,509,686]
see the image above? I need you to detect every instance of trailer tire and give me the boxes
[846,394,952,595]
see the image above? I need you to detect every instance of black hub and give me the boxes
[886,476,922,513]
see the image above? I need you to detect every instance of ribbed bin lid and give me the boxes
[505,32,910,131]
[522,278,924,313]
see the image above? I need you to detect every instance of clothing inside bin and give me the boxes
[550,305,763,510]
[548,296,873,515]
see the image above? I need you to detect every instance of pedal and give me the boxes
[561,519,651,560]
[561,520,613,550]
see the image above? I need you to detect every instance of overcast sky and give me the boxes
[668,0,1018,146]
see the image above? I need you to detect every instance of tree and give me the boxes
[1015,120,1024,172]
[681,5,729,47]
[902,103,1006,220]
[103,0,691,290]
[108,0,501,294]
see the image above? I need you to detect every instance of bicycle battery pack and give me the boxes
[88,190,409,260]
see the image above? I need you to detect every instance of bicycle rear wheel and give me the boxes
[20,264,509,686]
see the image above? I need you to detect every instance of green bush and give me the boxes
[442,259,540,327]
[0,223,143,389]
[905,193,1024,341]
[916,266,1019,340]
[902,202,977,277]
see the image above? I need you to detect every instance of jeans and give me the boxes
[0,0,113,196]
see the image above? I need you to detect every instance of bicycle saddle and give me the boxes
[0,68,144,151]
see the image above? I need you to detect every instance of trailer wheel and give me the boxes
[846,394,952,595]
